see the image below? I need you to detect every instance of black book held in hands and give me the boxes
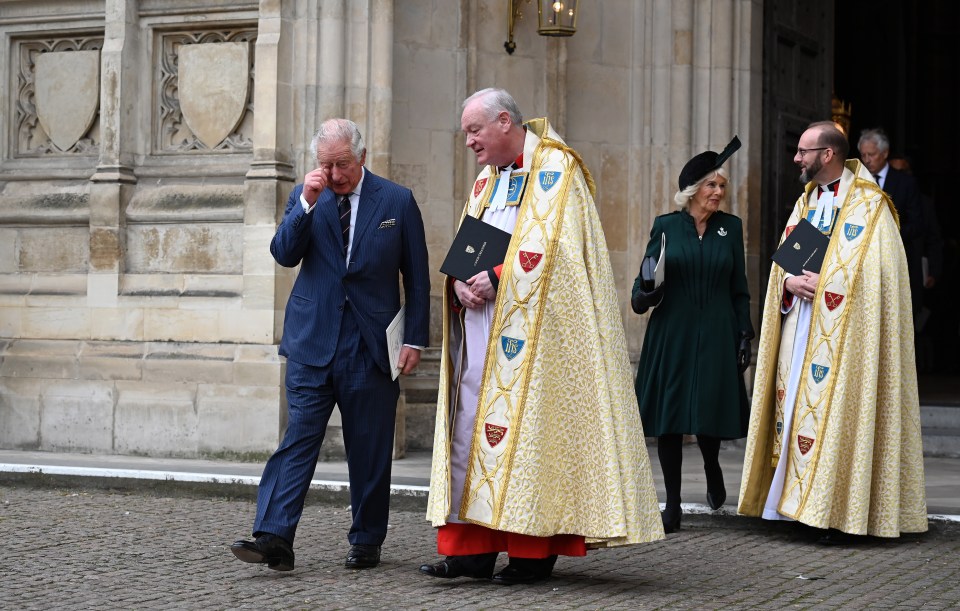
[440,215,512,282]
[772,218,830,276]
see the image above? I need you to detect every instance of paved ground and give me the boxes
[2,443,959,610]
[3,484,958,611]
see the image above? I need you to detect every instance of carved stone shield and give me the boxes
[178,42,249,149]
[34,50,100,151]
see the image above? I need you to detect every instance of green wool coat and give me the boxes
[633,209,754,439]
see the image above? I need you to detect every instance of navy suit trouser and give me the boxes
[253,305,400,546]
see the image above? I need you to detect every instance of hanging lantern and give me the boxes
[537,0,578,37]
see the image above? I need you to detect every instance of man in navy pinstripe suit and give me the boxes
[231,118,430,571]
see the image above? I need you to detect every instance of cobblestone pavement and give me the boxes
[4,485,959,610]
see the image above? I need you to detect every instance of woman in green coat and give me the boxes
[631,138,754,533]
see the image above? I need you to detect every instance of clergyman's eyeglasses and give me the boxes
[796,147,828,157]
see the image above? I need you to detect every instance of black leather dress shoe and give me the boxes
[345,544,381,569]
[419,553,497,579]
[817,529,858,546]
[491,555,557,585]
[230,534,294,571]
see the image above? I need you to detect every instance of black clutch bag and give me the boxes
[632,233,665,314]
[640,255,657,292]
[632,255,665,314]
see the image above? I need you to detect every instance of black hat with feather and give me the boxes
[678,135,741,191]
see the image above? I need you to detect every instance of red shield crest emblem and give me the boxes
[797,435,815,455]
[473,177,488,198]
[518,250,543,273]
[777,388,785,402]
[485,423,507,448]
[824,291,845,311]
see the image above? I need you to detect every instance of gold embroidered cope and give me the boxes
[426,118,664,547]
[738,160,927,537]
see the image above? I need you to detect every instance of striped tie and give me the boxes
[338,194,351,255]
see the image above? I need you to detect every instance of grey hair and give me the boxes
[857,127,890,154]
[673,167,729,208]
[462,88,523,125]
[310,118,366,162]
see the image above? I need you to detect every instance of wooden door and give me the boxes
[760,0,834,304]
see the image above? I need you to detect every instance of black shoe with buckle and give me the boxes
[230,533,295,571]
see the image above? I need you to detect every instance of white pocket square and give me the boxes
[378,219,397,229]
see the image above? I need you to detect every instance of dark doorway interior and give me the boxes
[834,0,960,404]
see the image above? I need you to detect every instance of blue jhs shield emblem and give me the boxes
[506,174,526,204]
[500,336,525,360]
[811,363,830,384]
[843,223,864,241]
[538,171,561,192]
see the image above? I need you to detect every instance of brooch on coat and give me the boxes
[718,227,728,237]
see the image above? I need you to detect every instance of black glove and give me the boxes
[737,331,754,374]
[631,281,665,315]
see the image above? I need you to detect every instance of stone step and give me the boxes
[404,402,437,451]
[920,405,960,457]
[920,433,960,458]
[921,405,960,429]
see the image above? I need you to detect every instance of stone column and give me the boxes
[315,0,346,161]
[88,0,139,310]
[545,38,568,138]
[304,0,401,172]
[243,0,297,438]
[246,0,296,339]
[367,0,393,176]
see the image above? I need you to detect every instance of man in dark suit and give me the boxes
[857,127,924,315]
[230,118,430,571]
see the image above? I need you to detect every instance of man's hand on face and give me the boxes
[302,168,330,207]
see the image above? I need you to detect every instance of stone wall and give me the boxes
[0,0,763,458]
[0,0,293,458]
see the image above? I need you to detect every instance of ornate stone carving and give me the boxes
[156,30,257,153]
[15,37,103,156]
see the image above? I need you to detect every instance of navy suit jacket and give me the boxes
[882,167,922,242]
[271,170,430,374]
[881,167,924,310]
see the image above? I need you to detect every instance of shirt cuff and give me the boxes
[402,344,424,350]
[300,193,315,213]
